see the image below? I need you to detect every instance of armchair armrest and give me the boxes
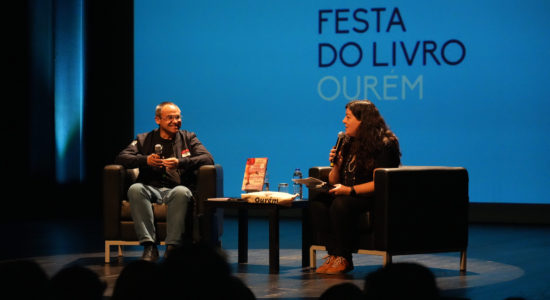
[194,164,224,212]
[308,167,332,201]
[103,164,127,240]
[195,164,224,243]
[373,166,469,253]
[309,166,332,182]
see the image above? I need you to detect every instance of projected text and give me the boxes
[317,6,465,101]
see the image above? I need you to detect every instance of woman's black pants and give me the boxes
[309,191,372,261]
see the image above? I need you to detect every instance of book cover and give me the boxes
[242,157,268,192]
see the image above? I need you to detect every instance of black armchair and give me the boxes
[103,164,224,263]
[307,166,469,272]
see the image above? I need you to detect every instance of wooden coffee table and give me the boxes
[203,198,310,274]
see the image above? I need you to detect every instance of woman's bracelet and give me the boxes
[350,185,356,196]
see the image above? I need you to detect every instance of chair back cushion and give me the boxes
[373,166,469,253]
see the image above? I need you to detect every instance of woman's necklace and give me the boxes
[344,155,356,184]
[347,155,356,173]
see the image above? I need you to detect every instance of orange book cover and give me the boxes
[242,157,268,192]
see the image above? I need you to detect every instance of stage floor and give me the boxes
[3,218,550,299]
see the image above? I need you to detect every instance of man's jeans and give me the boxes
[127,183,192,245]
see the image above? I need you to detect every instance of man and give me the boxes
[115,102,214,261]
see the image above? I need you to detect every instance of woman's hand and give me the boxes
[328,147,343,185]
[328,184,352,195]
[329,147,343,166]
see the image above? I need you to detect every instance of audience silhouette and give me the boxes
[0,250,533,300]
[363,262,440,300]
[0,259,49,299]
[0,241,256,300]
[158,240,255,299]
[111,260,160,300]
[319,282,363,300]
[49,264,106,300]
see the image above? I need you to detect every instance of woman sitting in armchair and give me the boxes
[311,100,401,274]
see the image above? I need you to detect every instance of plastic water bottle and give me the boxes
[293,168,303,199]
[263,171,270,191]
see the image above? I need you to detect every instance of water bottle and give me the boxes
[263,171,270,191]
[292,168,303,199]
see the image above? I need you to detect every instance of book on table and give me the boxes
[242,157,268,192]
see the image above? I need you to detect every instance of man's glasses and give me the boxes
[161,115,182,121]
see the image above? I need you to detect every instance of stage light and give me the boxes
[54,0,84,183]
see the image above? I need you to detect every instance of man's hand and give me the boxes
[162,157,179,170]
[147,154,164,167]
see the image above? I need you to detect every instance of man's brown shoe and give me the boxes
[324,256,353,274]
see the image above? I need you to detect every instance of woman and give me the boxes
[311,100,401,274]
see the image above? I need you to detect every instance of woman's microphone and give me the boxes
[330,131,346,167]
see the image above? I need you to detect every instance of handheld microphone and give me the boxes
[330,131,346,167]
[154,144,163,156]
[154,144,164,169]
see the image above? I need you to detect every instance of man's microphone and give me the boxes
[154,144,164,169]
[154,144,163,157]
[330,131,346,167]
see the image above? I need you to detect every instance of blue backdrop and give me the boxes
[134,0,550,203]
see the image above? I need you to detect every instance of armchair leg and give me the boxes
[310,247,316,269]
[382,252,392,267]
[460,250,467,273]
[105,243,110,263]
[309,245,327,269]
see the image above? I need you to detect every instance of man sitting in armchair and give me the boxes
[115,101,214,261]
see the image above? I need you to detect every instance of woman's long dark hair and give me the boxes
[345,100,401,170]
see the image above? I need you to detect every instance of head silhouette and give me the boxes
[49,265,106,300]
[363,262,439,300]
[111,260,160,300]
